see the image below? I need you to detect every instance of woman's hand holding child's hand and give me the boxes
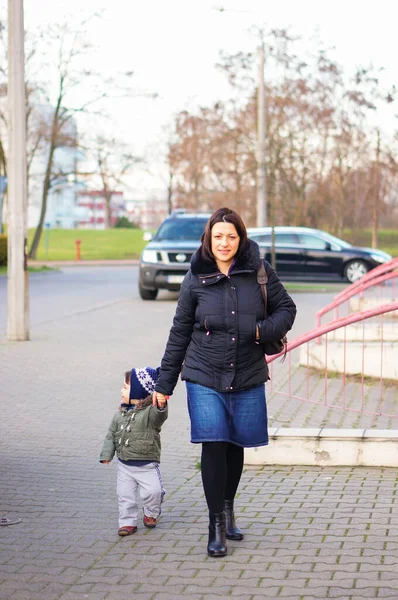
[152,392,169,408]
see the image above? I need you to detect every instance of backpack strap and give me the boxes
[257,260,288,361]
[257,261,268,319]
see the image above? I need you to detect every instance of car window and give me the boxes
[298,234,329,250]
[275,233,300,246]
[250,233,271,244]
[154,218,208,241]
[250,232,300,246]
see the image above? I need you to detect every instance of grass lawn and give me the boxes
[27,228,147,261]
[283,282,346,293]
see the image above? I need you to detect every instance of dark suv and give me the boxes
[138,211,210,300]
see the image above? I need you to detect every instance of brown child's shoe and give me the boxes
[143,515,157,528]
[118,526,137,537]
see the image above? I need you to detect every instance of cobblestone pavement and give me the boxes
[1,297,398,599]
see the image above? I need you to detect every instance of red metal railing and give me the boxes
[266,302,398,426]
[316,270,398,328]
[334,257,398,303]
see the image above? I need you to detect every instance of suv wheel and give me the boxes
[139,283,158,300]
[344,260,369,283]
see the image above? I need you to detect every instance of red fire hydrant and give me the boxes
[75,239,81,261]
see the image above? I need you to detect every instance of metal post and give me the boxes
[45,222,50,257]
[0,173,7,235]
[7,0,29,341]
[256,43,267,227]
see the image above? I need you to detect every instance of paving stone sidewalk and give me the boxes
[1,300,398,600]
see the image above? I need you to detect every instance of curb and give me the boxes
[244,428,398,467]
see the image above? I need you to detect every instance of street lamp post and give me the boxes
[256,42,266,227]
[215,7,267,227]
[7,0,29,341]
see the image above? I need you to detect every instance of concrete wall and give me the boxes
[299,341,398,380]
[245,428,398,467]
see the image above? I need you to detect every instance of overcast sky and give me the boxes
[3,0,397,191]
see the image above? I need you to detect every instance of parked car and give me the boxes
[138,210,210,300]
[247,226,392,283]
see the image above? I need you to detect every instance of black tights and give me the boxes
[201,442,244,514]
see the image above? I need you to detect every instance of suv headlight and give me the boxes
[141,250,158,263]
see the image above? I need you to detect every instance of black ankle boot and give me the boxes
[225,499,243,541]
[207,511,227,557]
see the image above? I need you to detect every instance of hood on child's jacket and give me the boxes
[120,395,153,412]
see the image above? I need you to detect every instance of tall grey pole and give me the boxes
[256,43,266,227]
[7,0,29,341]
[0,166,5,235]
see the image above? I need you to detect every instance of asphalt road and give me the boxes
[0,266,345,340]
[0,266,138,336]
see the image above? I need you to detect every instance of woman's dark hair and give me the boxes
[200,207,249,263]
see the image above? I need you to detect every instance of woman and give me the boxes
[153,207,296,557]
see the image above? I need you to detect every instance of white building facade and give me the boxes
[76,190,126,229]
[0,95,80,229]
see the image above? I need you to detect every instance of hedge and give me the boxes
[0,234,7,265]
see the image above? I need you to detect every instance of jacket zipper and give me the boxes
[199,272,224,281]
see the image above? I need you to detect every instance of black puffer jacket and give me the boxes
[155,240,297,395]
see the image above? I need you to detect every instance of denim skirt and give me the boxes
[186,382,268,448]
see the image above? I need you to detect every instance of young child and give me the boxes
[100,367,168,537]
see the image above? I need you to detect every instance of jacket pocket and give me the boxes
[123,432,157,456]
[204,315,214,332]
[202,314,215,341]
[203,314,225,333]
[238,314,256,341]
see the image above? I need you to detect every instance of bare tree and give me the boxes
[0,19,49,228]
[85,136,139,228]
[28,16,110,257]
[168,30,397,234]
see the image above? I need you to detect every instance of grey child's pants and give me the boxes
[117,461,165,527]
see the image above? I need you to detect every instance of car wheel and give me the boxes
[344,260,369,283]
[138,283,158,300]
